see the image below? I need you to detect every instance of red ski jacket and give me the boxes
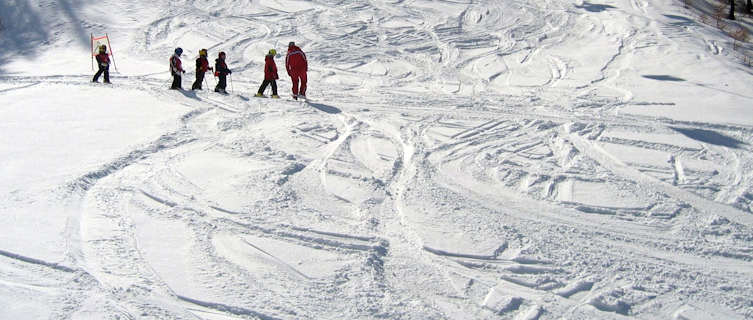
[285,45,307,75]
[264,54,279,80]
[195,56,211,73]
[95,52,110,67]
[170,54,184,75]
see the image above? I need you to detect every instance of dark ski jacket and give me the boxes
[215,58,231,76]
[195,56,211,73]
[285,45,307,75]
[264,54,279,81]
[95,52,110,68]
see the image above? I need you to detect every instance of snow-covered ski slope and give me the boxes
[2,0,753,319]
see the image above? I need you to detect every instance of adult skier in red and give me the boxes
[92,45,111,83]
[170,47,185,90]
[255,49,280,98]
[285,42,307,100]
[192,48,213,90]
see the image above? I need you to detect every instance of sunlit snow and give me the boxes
[1,0,753,319]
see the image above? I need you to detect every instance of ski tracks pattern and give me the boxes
[7,0,753,318]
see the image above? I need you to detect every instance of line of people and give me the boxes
[169,47,232,94]
[166,42,308,99]
[93,42,308,99]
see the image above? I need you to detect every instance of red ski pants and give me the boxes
[289,70,307,96]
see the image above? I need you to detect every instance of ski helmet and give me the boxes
[199,49,207,56]
[175,47,183,56]
[219,51,226,58]
[99,45,106,52]
[288,41,295,47]
[268,49,276,56]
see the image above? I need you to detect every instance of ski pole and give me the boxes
[90,34,94,71]
[229,74,234,93]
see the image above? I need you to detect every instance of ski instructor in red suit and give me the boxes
[285,41,308,100]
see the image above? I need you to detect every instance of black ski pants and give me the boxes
[257,79,278,95]
[93,65,110,83]
[171,73,182,89]
[192,72,205,90]
[215,74,227,91]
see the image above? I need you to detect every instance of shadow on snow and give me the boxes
[643,74,686,81]
[575,2,616,12]
[0,0,49,74]
[308,101,341,114]
[664,14,697,27]
[671,127,746,149]
[58,0,90,48]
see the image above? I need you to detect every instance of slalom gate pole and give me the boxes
[106,33,118,72]
[90,34,94,71]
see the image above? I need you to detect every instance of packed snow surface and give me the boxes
[2,0,753,319]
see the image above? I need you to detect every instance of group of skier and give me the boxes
[94,41,309,99]
[171,41,307,98]
[189,49,230,93]
[169,47,233,94]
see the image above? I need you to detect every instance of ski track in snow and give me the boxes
[3,0,753,319]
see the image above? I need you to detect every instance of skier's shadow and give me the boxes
[308,102,341,114]
[176,89,200,100]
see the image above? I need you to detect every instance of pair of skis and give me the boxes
[254,94,309,102]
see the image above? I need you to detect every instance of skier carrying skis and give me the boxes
[285,42,307,100]
[170,47,185,90]
[214,51,232,94]
[255,49,280,98]
[92,45,111,83]
[192,49,213,90]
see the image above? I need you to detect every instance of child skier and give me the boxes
[170,47,185,90]
[92,45,111,83]
[192,48,213,90]
[254,49,279,98]
[214,51,232,94]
